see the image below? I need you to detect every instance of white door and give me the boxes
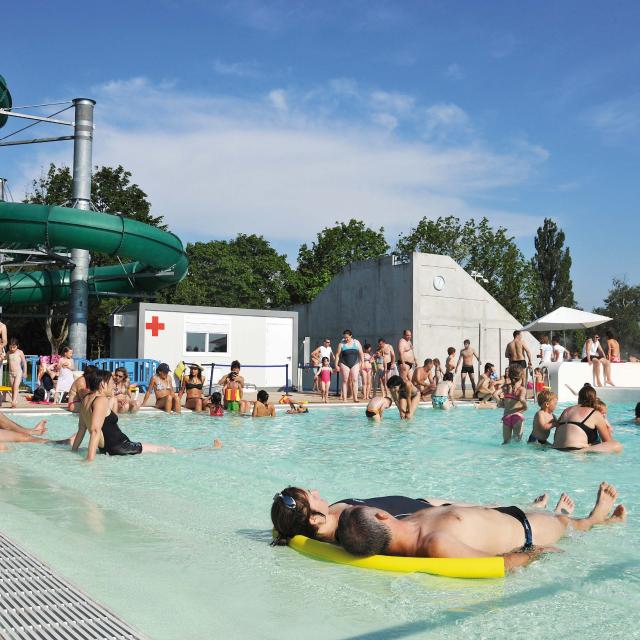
[265,319,293,388]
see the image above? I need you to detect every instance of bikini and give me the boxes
[502,392,525,427]
[185,381,203,390]
[334,496,437,519]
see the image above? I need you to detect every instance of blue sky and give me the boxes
[1,1,639,314]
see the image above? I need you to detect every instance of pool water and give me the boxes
[1,404,639,640]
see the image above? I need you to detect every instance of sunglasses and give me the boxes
[114,374,125,378]
[273,493,296,509]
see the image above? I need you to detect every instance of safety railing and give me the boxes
[298,364,341,396]
[201,363,290,395]
[75,358,160,391]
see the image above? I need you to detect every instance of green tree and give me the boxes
[158,235,294,309]
[396,215,534,322]
[294,219,389,303]
[594,279,640,357]
[531,218,575,317]
[26,163,166,228]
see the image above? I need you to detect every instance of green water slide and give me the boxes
[0,202,188,305]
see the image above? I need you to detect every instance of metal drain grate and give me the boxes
[0,531,146,639]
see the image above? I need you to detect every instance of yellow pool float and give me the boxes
[288,535,504,579]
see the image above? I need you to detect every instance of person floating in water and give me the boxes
[271,487,563,545]
[336,483,626,571]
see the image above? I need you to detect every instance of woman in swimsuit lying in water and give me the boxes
[73,368,177,462]
[553,385,622,453]
[270,487,556,545]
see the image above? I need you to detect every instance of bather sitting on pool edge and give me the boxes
[271,487,555,546]
[336,483,626,571]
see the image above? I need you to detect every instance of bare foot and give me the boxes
[554,492,575,515]
[607,504,627,523]
[531,493,548,509]
[11,402,17,408]
[213,439,222,449]
[31,420,48,436]
[589,482,618,523]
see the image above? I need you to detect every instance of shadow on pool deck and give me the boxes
[342,561,638,640]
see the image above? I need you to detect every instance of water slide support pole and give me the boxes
[68,98,95,360]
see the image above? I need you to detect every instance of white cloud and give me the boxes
[424,103,472,140]
[18,78,546,247]
[371,113,398,131]
[369,90,415,115]
[583,94,640,138]
[444,63,464,80]
[268,89,288,112]
[213,59,261,78]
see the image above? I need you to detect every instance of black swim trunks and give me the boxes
[365,410,377,418]
[461,365,474,374]
[527,433,549,445]
[493,505,533,549]
[333,496,435,519]
[511,359,528,369]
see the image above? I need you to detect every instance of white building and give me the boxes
[295,252,539,382]
[110,303,297,389]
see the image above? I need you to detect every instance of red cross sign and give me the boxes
[145,315,165,337]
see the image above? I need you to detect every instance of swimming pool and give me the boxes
[1,404,639,639]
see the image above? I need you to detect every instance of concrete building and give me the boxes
[295,252,538,383]
[110,302,297,389]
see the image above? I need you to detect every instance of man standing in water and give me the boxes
[455,339,480,398]
[397,329,416,382]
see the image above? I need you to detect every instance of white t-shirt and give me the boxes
[319,345,333,361]
[539,344,553,363]
[553,344,567,361]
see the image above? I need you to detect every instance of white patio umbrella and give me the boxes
[523,307,612,332]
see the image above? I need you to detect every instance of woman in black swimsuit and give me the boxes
[179,364,209,412]
[552,385,622,453]
[72,369,176,462]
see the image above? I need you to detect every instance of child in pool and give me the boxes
[500,364,527,444]
[319,357,332,403]
[594,398,614,438]
[252,390,275,417]
[528,390,557,445]
[365,396,393,422]
[6,338,27,408]
[223,372,243,412]
[286,402,309,414]
[635,402,640,425]
[209,391,224,417]
[432,372,455,410]
[533,368,545,393]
